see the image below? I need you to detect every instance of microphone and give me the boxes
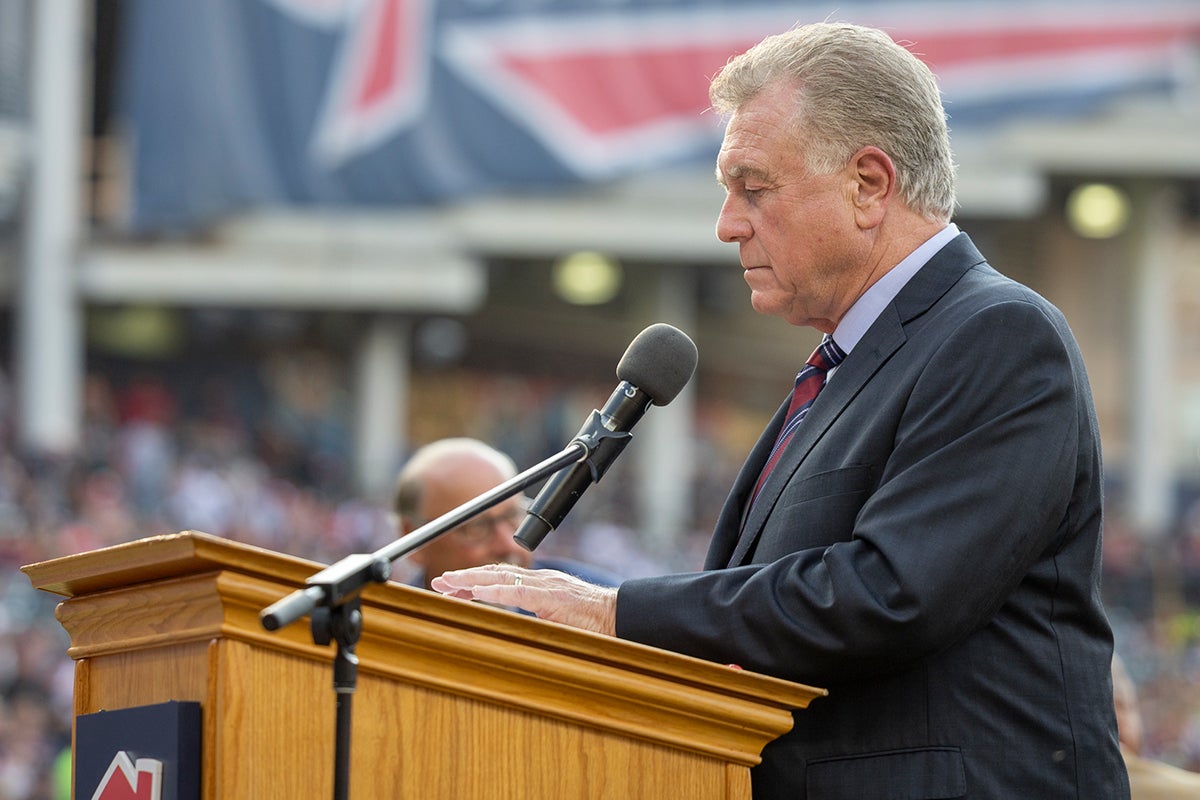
[514,323,698,551]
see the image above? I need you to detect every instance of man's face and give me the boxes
[407,455,532,588]
[715,81,864,332]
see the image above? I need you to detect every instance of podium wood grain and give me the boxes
[24,531,825,799]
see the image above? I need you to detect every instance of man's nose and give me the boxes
[716,195,750,243]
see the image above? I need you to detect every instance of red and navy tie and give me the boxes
[750,335,846,505]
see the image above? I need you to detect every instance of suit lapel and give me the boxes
[726,309,906,566]
[722,233,986,568]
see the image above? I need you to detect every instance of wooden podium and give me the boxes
[23,531,825,799]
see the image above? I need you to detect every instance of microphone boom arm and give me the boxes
[260,442,588,631]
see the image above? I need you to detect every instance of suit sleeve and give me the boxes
[616,298,1089,684]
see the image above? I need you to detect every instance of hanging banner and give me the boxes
[118,0,1200,232]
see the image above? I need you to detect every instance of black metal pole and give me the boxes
[312,598,362,800]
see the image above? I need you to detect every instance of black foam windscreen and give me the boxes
[615,323,698,406]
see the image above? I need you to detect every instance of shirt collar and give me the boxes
[832,223,959,354]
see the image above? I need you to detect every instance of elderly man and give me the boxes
[435,23,1128,799]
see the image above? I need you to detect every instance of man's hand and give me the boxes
[431,564,618,636]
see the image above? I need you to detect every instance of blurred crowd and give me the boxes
[0,363,1196,798]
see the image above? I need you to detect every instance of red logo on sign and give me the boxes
[264,0,433,167]
[90,752,163,800]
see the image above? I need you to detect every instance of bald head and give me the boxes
[394,438,517,518]
[393,438,531,588]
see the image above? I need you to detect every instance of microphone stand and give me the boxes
[258,438,602,800]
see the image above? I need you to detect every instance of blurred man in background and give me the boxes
[1113,654,1200,798]
[392,437,618,590]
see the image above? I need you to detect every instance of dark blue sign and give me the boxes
[75,701,202,800]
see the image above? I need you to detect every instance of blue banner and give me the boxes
[119,0,1200,232]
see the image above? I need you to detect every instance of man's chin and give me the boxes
[748,292,785,319]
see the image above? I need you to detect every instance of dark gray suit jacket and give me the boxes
[616,234,1129,799]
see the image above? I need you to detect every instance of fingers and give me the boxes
[431,563,529,595]
[431,564,537,608]
[429,564,619,636]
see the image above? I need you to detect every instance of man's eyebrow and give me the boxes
[715,163,768,187]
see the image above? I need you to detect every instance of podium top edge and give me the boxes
[20,530,321,598]
[21,531,827,708]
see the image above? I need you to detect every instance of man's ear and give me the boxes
[849,146,895,229]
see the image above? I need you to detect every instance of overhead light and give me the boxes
[1066,183,1131,239]
[87,306,184,358]
[552,251,623,305]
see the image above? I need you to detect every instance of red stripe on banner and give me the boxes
[355,0,403,109]
[901,23,1200,68]
[503,41,759,135]
[497,19,1199,137]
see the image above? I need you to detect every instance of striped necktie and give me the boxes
[750,335,846,504]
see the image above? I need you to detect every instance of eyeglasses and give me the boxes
[400,505,528,546]
[449,506,527,545]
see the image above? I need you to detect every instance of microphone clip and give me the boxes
[573,410,635,483]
